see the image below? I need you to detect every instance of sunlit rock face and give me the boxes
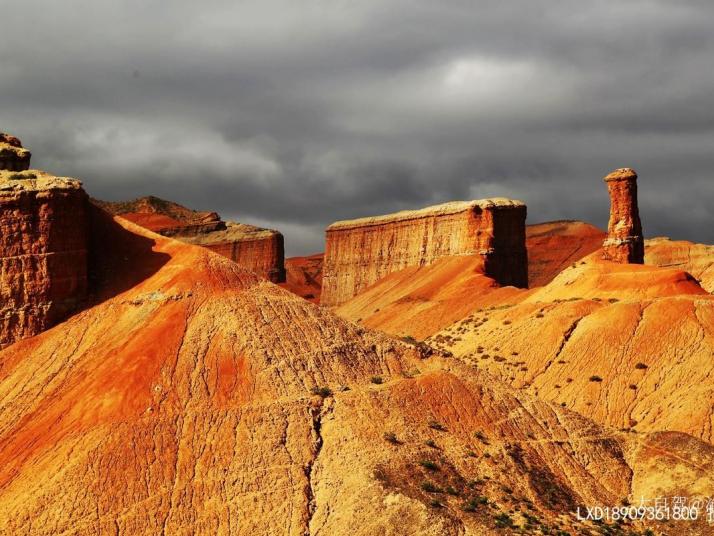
[321,198,528,306]
[602,168,644,264]
[0,170,89,347]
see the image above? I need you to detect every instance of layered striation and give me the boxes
[182,222,286,283]
[0,170,89,347]
[322,199,528,306]
[96,196,285,282]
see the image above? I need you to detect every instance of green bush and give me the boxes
[419,460,439,471]
[310,386,333,398]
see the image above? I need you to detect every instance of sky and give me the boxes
[2,0,713,255]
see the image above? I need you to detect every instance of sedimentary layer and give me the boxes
[322,199,528,306]
[183,222,286,283]
[96,196,286,282]
[0,170,89,347]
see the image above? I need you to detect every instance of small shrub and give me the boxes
[446,486,459,496]
[535,312,544,318]
[419,460,440,471]
[503,320,512,325]
[425,439,438,449]
[310,386,333,398]
[608,298,620,303]
[421,481,440,493]
[462,499,478,512]
[383,432,400,444]
[589,375,603,382]
[401,335,418,345]
[428,420,446,431]
[629,384,637,390]
[634,362,648,370]
[474,431,488,443]
[371,375,384,385]
[429,499,443,508]
[494,512,515,528]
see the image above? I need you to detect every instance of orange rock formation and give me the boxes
[427,253,714,441]
[280,253,323,303]
[321,199,528,306]
[97,196,286,282]
[527,220,605,287]
[645,237,714,293]
[0,170,89,347]
[0,214,708,534]
[602,168,644,264]
[0,133,31,171]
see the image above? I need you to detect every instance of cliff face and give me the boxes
[0,170,89,347]
[321,199,527,306]
[0,133,31,171]
[96,196,286,282]
[602,168,644,264]
[183,223,286,283]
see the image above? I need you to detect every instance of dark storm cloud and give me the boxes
[2,0,713,254]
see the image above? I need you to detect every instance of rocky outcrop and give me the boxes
[0,133,31,171]
[0,170,89,347]
[96,196,286,282]
[602,168,644,264]
[182,222,286,283]
[527,220,606,286]
[280,253,324,303]
[645,237,714,293]
[321,199,528,306]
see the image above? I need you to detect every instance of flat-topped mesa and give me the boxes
[96,196,286,283]
[0,133,31,171]
[321,198,528,306]
[602,168,644,264]
[181,222,286,283]
[0,170,89,347]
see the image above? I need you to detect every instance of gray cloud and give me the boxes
[2,0,713,255]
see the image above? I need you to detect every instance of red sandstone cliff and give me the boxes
[602,168,644,264]
[96,196,286,282]
[0,133,31,171]
[321,199,527,306]
[0,170,89,347]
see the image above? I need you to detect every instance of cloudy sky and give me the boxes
[2,0,713,254]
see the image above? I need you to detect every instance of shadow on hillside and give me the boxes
[87,203,171,302]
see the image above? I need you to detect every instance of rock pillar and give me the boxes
[602,168,644,264]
